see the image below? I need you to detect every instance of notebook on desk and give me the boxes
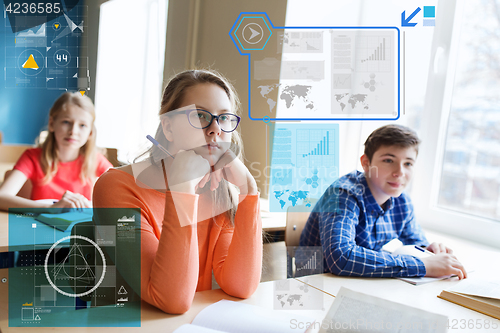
[439,278,500,320]
[35,211,93,232]
[173,300,316,333]
[390,245,457,285]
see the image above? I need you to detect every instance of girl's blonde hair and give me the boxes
[150,69,243,225]
[38,92,98,185]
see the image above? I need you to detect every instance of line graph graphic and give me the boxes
[272,168,292,185]
[333,74,351,89]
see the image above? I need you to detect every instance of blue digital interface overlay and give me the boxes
[4,1,89,92]
[229,12,400,121]
[269,123,339,212]
[8,208,141,327]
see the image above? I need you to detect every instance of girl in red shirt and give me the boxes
[0,92,112,211]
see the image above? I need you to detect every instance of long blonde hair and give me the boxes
[151,69,244,225]
[38,92,98,185]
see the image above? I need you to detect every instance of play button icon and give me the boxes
[242,23,264,44]
[231,15,273,51]
[248,27,260,40]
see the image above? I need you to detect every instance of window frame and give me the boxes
[411,0,500,249]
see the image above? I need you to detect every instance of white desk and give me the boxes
[296,229,500,332]
[0,268,332,332]
[260,198,287,232]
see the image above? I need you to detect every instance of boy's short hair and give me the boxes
[364,125,421,162]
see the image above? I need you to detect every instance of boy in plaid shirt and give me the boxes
[300,125,467,279]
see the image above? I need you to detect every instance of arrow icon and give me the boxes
[401,7,421,27]
[248,27,260,40]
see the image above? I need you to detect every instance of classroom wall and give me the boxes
[162,0,288,197]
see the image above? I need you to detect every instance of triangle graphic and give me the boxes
[35,315,41,320]
[51,243,96,283]
[54,24,60,29]
[22,54,39,69]
[79,90,85,96]
[118,286,128,294]
[249,27,260,40]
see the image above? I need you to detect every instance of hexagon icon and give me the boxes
[232,15,272,51]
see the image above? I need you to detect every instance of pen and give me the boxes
[415,245,434,256]
[146,135,175,159]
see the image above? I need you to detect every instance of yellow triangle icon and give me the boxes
[54,24,60,29]
[79,91,85,96]
[22,54,39,69]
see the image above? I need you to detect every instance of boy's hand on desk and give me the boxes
[421,253,467,280]
[426,242,453,254]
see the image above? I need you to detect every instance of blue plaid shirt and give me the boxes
[300,170,429,277]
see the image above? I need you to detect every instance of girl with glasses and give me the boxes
[93,69,261,314]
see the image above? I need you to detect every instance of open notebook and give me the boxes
[319,287,448,333]
[439,278,500,320]
[173,300,316,333]
[35,211,93,232]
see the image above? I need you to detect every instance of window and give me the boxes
[412,0,500,248]
[437,0,500,221]
[94,0,168,162]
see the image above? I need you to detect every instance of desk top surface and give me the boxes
[0,206,286,252]
[0,211,70,252]
[0,228,499,332]
[0,268,331,333]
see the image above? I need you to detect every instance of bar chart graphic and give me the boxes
[291,246,323,278]
[270,123,339,212]
[296,129,335,168]
[355,35,392,72]
[296,251,317,271]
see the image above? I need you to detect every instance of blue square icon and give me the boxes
[424,6,435,18]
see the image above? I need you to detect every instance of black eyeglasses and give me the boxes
[168,108,241,133]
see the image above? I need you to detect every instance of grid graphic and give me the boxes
[4,5,89,91]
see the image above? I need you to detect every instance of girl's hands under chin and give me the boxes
[210,149,258,195]
[167,150,211,194]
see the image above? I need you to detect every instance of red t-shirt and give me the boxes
[13,148,112,201]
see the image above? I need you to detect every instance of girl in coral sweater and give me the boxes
[93,70,262,314]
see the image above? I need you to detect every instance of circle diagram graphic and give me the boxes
[44,235,106,298]
[17,49,45,76]
[242,23,264,44]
